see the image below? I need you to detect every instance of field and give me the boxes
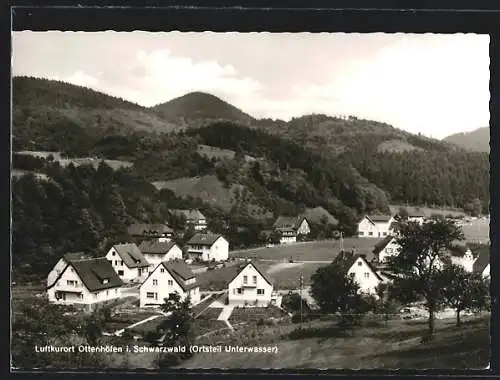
[197,144,256,162]
[389,204,466,218]
[14,151,134,170]
[232,238,382,262]
[179,314,490,369]
[267,262,327,290]
[460,219,490,243]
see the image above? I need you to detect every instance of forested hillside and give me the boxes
[443,127,490,153]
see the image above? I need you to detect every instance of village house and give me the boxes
[334,251,384,296]
[186,233,229,262]
[357,214,396,238]
[138,239,184,270]
[139,261,200,308]
[473,249,490,280]
[105,243,150,283]
[407,211,426,225]
[272,216,311,244]
[126,223,173,242]
[227,262,279,307]
[47,256,123,306]
[170,209,207,231]
[47,252,93,288]
[372,236,401,265]
[449,247,476,273]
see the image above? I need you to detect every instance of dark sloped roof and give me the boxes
[163,261,198,292]
[273,216,307,229]
[333,251,383,281]
[366,215,393,223]
[69,257,123,292]
[372,236,395,255]
[112,243,150,268]
[127,223,173,237]
[473,248,490,274]
[228,261,274,287]
[187,233,224,246]
[408,211,426,218]
[139,239,178,254]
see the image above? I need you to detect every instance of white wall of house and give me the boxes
[379,238,401,264]
[297,219,311,235]
[106,247,148,283]
[139,265,200,308]
[358,217,394,238]
[408,216,425,225]
[47,265,121,305]
[347,258,381,295]
[143,245,183,272]
[47,258,67,288]
[188,237,229,262]
[450,249,476,273]
[280,234,297,244]
[228,264,273,307]
[482,264,490,279]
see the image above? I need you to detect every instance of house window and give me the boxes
[106,290,109,296]
[350,273,355,278]
[153,279,158,286]
[118,270,124,276]
[112,251,115,256]
[161,268,165,273]
[368,232,373,236]
[56,269,61,275]
[146,292,155,299]
[257,289,264,295]
[359,231,364,236]
[103,279,109,284]
[253,276,257,284]
[364,272,370,279]
[386,248,393,253]
[168,280,173,286]
[114,260,118,266]
[383,232,387,236]
[120,261,123,266]
[237,288,243,294]
[243,276,248,284]
[357,261,362,266]
[67,280,76,286]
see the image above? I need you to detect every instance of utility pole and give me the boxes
[300,272,304,330]
[340,231,344,252]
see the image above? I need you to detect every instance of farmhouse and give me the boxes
[228,262,278,307]
[449,247,476,273]
[127,223,173,241]
[357,214,396,238]
[407,211,426,225]
[170,209,207,231]
[47,257,123,306]
[138,239,184,270]
[334,251,383,296]
[139,261,200,307]
[473,249,490,279]
[186,233,229,262]
[273,216,311,244]
[372,236,401,265]
[106,243,150,283]
[47,252,93,288]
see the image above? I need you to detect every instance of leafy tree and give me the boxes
[282,291,309,314]
[398,207,409,220]
[388,219,465,337]
[310,262,368,335]
[441,265,489,326]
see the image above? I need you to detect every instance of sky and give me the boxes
[12,31,490,139]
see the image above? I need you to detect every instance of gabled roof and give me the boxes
[473,248,490,274]
[333,251,383,281]
[138,239,178,254]
[57,257,123,292]
[149,261,198,292]
[127,223,173,237]
[365,214,394,224]
[372,236,396,255]
[273,216,307,230]
[187,233,225,246]
[228,261,274,287]
[170,209,206,221]
[112,243,150,268]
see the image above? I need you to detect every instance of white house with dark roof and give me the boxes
[106,243,150,283]
[170,209,207,231]
[47,252,93,288]
[139,261,201,307]
[357,215,396,238]
[47,257,123,306]
[407,211,426,225]
[372,236,401,265]
[186,233,229,262]
[228,262,277,307]
[138,239,184,270]
[334,251,384,296]
[272,216,311,244]
[449,247,476,273]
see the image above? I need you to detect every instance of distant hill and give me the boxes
[442,127,490,153]
[152,91,255,126]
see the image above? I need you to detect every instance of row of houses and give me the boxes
[356,212,427,238]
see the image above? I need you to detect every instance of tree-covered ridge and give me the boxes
[442,127,490,153]
[13,76,146,111]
